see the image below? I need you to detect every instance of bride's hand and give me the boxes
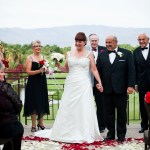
[55,61,60,68]
[96,83,103,92]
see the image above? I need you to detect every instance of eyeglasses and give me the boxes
[33,45,42,48]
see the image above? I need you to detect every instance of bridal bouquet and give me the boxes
[51,53,65,63]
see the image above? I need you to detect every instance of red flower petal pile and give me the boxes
[22,136,49,142]
[22,137,144,150]
[61,139,144,150]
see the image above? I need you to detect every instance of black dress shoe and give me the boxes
[117,137,125,143]
[139,128,147,133]
[103,136,115,141]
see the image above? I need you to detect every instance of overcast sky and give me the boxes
[0,0,150,29]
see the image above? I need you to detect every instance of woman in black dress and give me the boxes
[24,40,49,132]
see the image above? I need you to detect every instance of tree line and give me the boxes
[0,41,137,69]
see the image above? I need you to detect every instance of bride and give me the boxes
[35,32,103,143]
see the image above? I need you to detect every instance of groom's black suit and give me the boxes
[133,43,150,130]
[96,47,135,139]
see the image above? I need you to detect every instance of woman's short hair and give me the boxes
[31,40,41,47]
[75,32,87,45]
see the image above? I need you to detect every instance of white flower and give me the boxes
[117,52,124,57]
[42,60,50,72]
[51,53,65,63]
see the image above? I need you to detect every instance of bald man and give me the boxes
[97,35,135,142]
[133,33,150,133]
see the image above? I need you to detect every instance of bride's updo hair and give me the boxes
[75,32,87,45]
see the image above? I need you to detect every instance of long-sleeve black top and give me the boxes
[0,81,22,124]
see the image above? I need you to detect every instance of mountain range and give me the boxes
[0,25,150,47]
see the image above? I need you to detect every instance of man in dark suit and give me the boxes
[96,35,135,142]
[133,33,150,133]
[89,33,106,133]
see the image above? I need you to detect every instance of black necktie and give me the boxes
[108,50,116,54]
[141,47,148,51]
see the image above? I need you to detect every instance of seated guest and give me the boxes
[0,61,24,150]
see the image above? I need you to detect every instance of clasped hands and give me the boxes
[95,85,135,94]
[55,60,60,68]
[96,83,103,92]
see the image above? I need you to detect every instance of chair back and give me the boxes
[144,97,150,149]
[145,103,150,122]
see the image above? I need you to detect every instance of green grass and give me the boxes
[20,92,141,126]
[128,93,140,121]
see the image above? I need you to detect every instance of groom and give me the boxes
[89,33,106,133]
[96,35,135,142]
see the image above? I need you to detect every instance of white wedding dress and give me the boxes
[35,52,103,143]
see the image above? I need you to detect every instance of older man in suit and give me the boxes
[96,35,135,142]
[133,33,150,133]
[89,33,106,133]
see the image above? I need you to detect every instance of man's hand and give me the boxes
[127,87,135,94]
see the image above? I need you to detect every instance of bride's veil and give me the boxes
[69,42,76,57]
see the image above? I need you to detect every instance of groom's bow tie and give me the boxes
[108,50,116,54]
[92,48,97,51]
[141,47,148,51]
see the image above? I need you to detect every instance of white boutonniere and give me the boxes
[117,52,124,57]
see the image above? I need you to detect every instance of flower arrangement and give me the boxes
[145,91,150,104]
[51,53,65,63]
[39,59,50,75]
[117,52,124,57]
[39,59,46,66]
[39,60,55,75]
[1,60,9,68]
